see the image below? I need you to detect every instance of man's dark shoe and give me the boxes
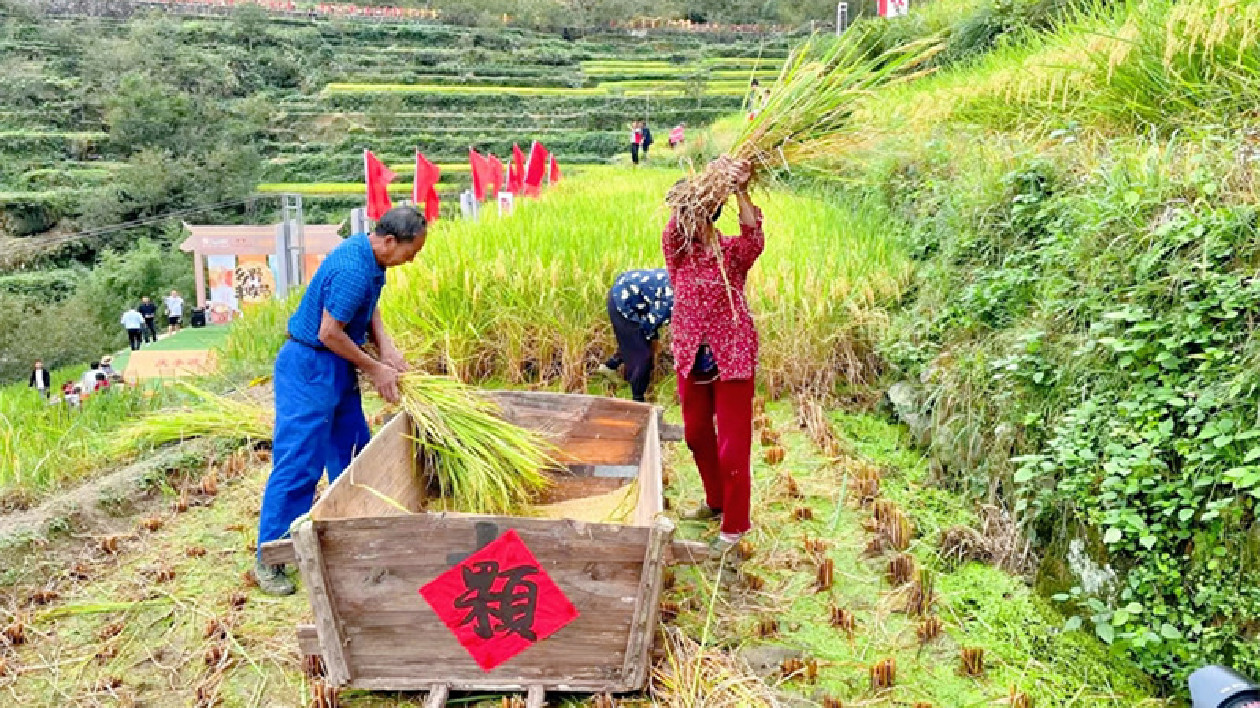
[682,505,722,522]
[254,561,296,596]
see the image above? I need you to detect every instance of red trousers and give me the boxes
[678,374,754,535]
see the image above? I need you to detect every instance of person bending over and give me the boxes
[596,269,673,403]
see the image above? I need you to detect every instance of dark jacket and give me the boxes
[640,125,653,147]
[29,368,50,389]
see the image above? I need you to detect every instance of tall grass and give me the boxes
[859,0,1260,137]
[223,167,910,395]
[0,377,166,502]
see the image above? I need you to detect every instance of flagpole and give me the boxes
[363,148,370,222]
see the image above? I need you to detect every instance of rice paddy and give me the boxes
[321,81,754,97]
[358,166,910,395]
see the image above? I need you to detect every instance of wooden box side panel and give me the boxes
[316,514,652,689]
[313,413,422,521]
[633,412,664,527]
[488,392,652,467]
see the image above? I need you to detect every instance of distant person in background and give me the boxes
[596,269,673,403]
[29,360,50,398]
[748,78,769,120]
[669,123,686,148]
[630,120,643,166]
[640,121,654,162]
[100,356,118,381]
[63,382,80,409]
[138,296,159,343]
[80,361,103,396]
[165,289,184,334]
[122,306,145,350]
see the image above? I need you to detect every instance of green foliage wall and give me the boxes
[873,133,1260,688]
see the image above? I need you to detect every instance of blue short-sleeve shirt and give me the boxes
[287,233,386,347]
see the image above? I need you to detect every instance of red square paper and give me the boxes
[420,529,579,671]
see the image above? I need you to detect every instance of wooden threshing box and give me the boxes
[261,391,699,705]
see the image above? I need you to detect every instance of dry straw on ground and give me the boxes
[651,626,777,707]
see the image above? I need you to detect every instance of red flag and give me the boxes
[413,151,441,223]
[549,155,561,184]
[470,148,501,202]
[509,144,526,194]
[364,149,396,221]
[486,153,505,199]
[420,529,579,672]
[523,142,550,197]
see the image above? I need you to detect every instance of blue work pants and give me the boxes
[256,341,370,560]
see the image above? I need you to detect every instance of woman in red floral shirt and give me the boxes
[662,158,761,554]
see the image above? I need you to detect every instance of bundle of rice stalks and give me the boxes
[666,27,939,242]
[106,383,271,458]
[400,375,552,515]
[960,647,985,677]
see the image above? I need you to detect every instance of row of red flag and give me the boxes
[363,143,562,221]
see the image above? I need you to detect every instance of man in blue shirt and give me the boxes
[595,268,673,402]
[254,206,427,595]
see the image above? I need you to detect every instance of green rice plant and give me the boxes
[255,182,420,195]
[373,166,908,394]
[105,383,271,460]
[400,374,552,515]
[323,83,608,96]
[214,292,299,381]
[864,0,1260,137]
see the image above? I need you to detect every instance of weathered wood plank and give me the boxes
[343,621,632,647]
[424,684,448,708]
[349,678,621,692]
[316,514,651,548]
[633,411,664,527]
[296,624,320,657]
[292,519,352,686]
[352,656,625,683]
[667,539,710,565]
[659,423,685,443]
[260,538,295,566]
[621,516,673,690]
[314,413,420,521]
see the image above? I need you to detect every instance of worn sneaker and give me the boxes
[254,561,296,596]
[709,533,744,558]
[682,505,722,522]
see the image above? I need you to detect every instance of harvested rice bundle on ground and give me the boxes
[107,383,271,457]
[399,374,553,515]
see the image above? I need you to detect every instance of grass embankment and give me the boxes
[0,327,230,503]
[225,166,911,396]
[823,0,1260,689]
[0,400,1160,706]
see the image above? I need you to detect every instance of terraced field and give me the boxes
[0,14,791,236]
